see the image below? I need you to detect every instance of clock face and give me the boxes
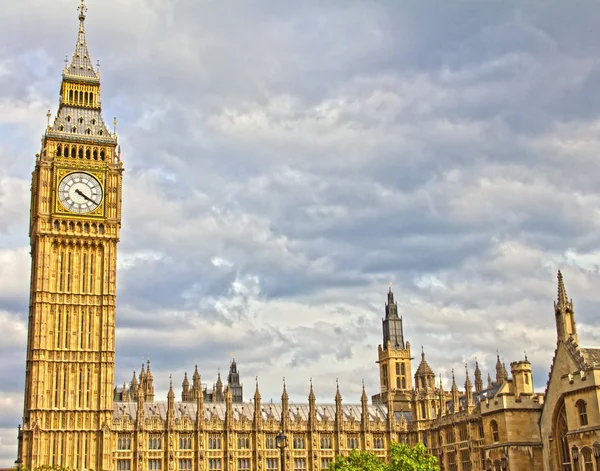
[58,172,103,214]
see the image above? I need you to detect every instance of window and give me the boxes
[148,436,161,449]
[577,400,588,426]
[478,422,485,439]
[237,434,250,449]
[556,403,572,471]
[293,435,305,449]
[72,127,77,133]
[178,460,192,471]
[396,363,400,375]
[459,424,468,441]
[582,448,593,471]
[347,435,359,449]
[445,428,455,444]
[86,128,92,135]
[402,378,406,389]
[92,118,97,125]
[396,377,401,389]
[208,435,221,449]
[320,458,332,471]
[460,450,472,471]
[117,461,131,471]
[66,115,72,122]
[118,435,131,450]
[373,435,384,449]
[293,459,306,471]
[179,435,192,450]
[401,363,406,375]
[447,451,457,471]
[421,402,427,420]
[79,117,84,124]
[148,460,161,470]
[266,459,278,471]
[490,420,499,443]
[320,435,332,449]
[265,435,276,449]
[237,458,250,471]
[208,459,222,470]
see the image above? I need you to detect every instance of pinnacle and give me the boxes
[557,270,569,306]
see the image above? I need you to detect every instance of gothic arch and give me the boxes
[554,400,572,471]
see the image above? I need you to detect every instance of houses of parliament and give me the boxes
[16,2,600,471]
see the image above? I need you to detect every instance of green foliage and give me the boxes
[329,442,440,471]
[329,449,387,471]
[388,442,440,471]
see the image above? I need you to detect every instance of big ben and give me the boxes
[19,2,122,470]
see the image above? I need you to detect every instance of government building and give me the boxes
[16,3,600,471]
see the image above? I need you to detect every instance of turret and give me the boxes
[554,270,578,343]
[192,364,201,400]
[130,370,138,400]
[145,358,155,401]
[414,347,436,390]
[308,380,317,429]
[510,357,534,399]
[450,370,459,413]
[474,361,483,393]
[281,379,290,431]
[335,380,343,429]
[495,355,504,385]
[464,365,473,410]
[437,374,445,417]
[182,371,190,401]
[253,379,262,428]
[216,372,223,401]
[361,381,370,432]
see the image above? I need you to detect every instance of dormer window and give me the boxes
[66,116,72,123]
[79,117,84,124]
[59,125,64,131]
[91,118,96,125]
[86,128,91,135]
[99,130,104,136]
[72,127,77,133]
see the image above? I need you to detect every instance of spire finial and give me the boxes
[557,270,569,306]
[46,110,51,127]
[113,117,118,135]
[78,0,87,23]
[524,350,528,362]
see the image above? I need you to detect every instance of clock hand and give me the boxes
[75,188,97,204]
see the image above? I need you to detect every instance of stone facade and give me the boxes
[18,3,600,471]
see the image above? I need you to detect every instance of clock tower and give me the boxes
[19,2,123,470]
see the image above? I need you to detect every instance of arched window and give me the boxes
[401,363,406,375]
[84,92,88,105]
[84,223,89,233]
[71,147,76,158]
[421,377,426,389]
[86,128,92,135]
[59,125,64,132]
[69,90,73,102]
[99,129,104,136]
[63,146,69,157]
[93,150,98,160]
[53,221,59,230]
[85,149,91,159]
[421,402,426,419]
[66,115,72,123]
[395,363,400,375]
[100,150,105,160]
[90,93,94,105]
[556,402,572,471]
[582,448,593,471]
[98,224,105,234]
[91,118,97,125]
[68,222,74,231]
[396,377,400,389]
[72,126,77,133]
[401,377,406,389]
[577,400,588,426]
[79,117,84,124]
[78,148,83,159]
[490,420,499,443]
[56,145,62,157]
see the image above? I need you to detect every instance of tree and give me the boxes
[328,442,440,471]
[329,449,387,471]
[388,442,440,471]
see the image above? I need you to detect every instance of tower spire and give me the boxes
[66,0,97,79]
[554,270,578,343]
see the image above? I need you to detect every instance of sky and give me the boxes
[1,0,600,465]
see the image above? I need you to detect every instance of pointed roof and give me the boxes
[65,1,98,80]
[281,379,289,403]
[335,379,342,403]
[361,381,368,403]
[254,378,261,402]
[464,365,472,390]
[167,375,175,400]
[182,371,189,388]
[451,369,459,393]
[308,380,316,402]
[193,364,200,382]
[557,270,569,307]
[415,347,435,377]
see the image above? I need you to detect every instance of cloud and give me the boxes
[1,0,600,466]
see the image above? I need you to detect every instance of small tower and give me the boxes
[167,375,175,428]
[450,370,460,414]
[414,347,436,390]
[510,357,534,399]
[130,370,139,400]
[182,371,191,402]
[464,365,474,410]
[335,380,343,430]
[227,357,243,403]
[216,372,224,401]
[308,380,317,429]
[253,379,262,429]
[495,355,504,385]
[374,286,413,412]
[554,270,578,344]
[281,379,290,431]
[474,361,483,393]
[361,381,370,432]
[192,365,201,400]
[145,359,155,402]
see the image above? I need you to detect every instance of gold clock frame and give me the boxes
[54,167,106,218]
